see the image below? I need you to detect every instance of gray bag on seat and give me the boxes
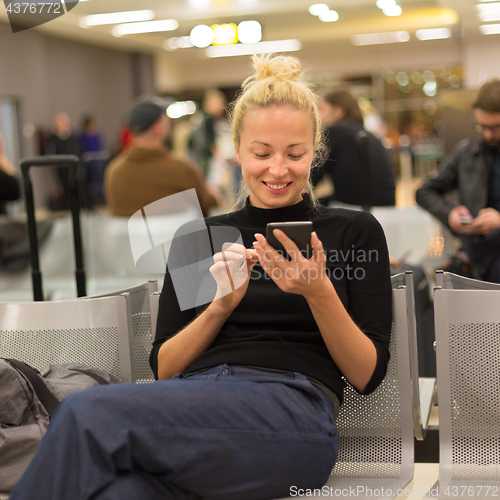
[0,359,120,492]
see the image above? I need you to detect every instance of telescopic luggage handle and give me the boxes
[21,155,87,301]
[356,131,372,213]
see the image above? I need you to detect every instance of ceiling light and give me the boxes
[416,28,451,40]
[165,36,194,50]
[423,81,437,97]
[238,20,262,44]
[478,11,500,21]
[383,5,402,16]
[80,10,154,27]
[167,101,197,119]
[396,71,409,86]
[212,24,238,45]
[190,24,215,48]
[112,19,178,36]
[480,23,500,34]
[319,10,339,22]
[476,2,500,12]
[376,0,396,9]
[309,4,330,16]
[351,31,409,45]
[206,39,301,58]
[189,0,211,7]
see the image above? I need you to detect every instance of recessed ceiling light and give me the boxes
[351,31,410,45]
[376,0,396,9]
[480,23,500,34]
[415,28,451,40]
[319,10,339,22]
[206,39,301,58]
[190,24,215,48]
[479,11,500,21]
[112,19,178,36]
[383,5,402,16]
[80,10,155,27]
[309,4,330,16]
[476,2,500,12]
[238,20,262,44]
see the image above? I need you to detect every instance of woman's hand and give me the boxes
[210,242,259,315]
[253,230,330,300]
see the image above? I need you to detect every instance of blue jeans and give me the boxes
[10,365,338,500]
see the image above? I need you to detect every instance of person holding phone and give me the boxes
[10,55,392,500]
[416,78,500,283]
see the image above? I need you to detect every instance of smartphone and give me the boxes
[459,216,472,224]
[266,221,313,258]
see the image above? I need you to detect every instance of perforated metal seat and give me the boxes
[425,287,500,499]
[86,281,158,383]
[435,270,500,291]
[0,295,133,383]
[277,273,415,499]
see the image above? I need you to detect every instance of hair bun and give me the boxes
[251,54,303,83]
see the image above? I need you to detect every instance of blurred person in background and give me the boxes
[45,112,81,210]
[79,116,106,207]
[416,78,500,283]
[0,130,20,214]
[79,115,103,154]
[311,89,396,208]
[105,97,219,217]
[188,88,227,178]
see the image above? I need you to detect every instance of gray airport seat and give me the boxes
[85,281,158,383]
[0,295,133,383]
[435,270,500,290]
[425,287,500,499]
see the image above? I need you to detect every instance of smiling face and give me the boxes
[235,105,315,209]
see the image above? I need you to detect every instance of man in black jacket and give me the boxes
[416,79,500,283]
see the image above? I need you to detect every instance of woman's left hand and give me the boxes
[253,230,330,300]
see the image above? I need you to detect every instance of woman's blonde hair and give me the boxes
[228,53,326,208]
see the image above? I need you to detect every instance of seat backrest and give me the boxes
[86,281,158,383]
[150,292,160,342]
[393,271,435,440]
[434,288,500,484]
[371,206,455,265]
[435,270,500,290]
[0,295,133,382]
[330,274,414,491]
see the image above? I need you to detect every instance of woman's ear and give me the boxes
[233,139,241,163]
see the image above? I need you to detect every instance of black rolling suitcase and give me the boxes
[21,155,87,301]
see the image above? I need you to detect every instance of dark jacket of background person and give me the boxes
[45,130,81,157]
[311,121,396,207]
[416,135,494,231]
[104,147,218,217]
[0,169,20,214]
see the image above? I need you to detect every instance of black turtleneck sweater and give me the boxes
[150,196,392,402]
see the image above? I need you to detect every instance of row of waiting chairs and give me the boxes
[1,272,499,498]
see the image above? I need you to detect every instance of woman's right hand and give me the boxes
[210,242,259,315]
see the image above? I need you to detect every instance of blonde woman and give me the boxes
[10,55,392,500]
